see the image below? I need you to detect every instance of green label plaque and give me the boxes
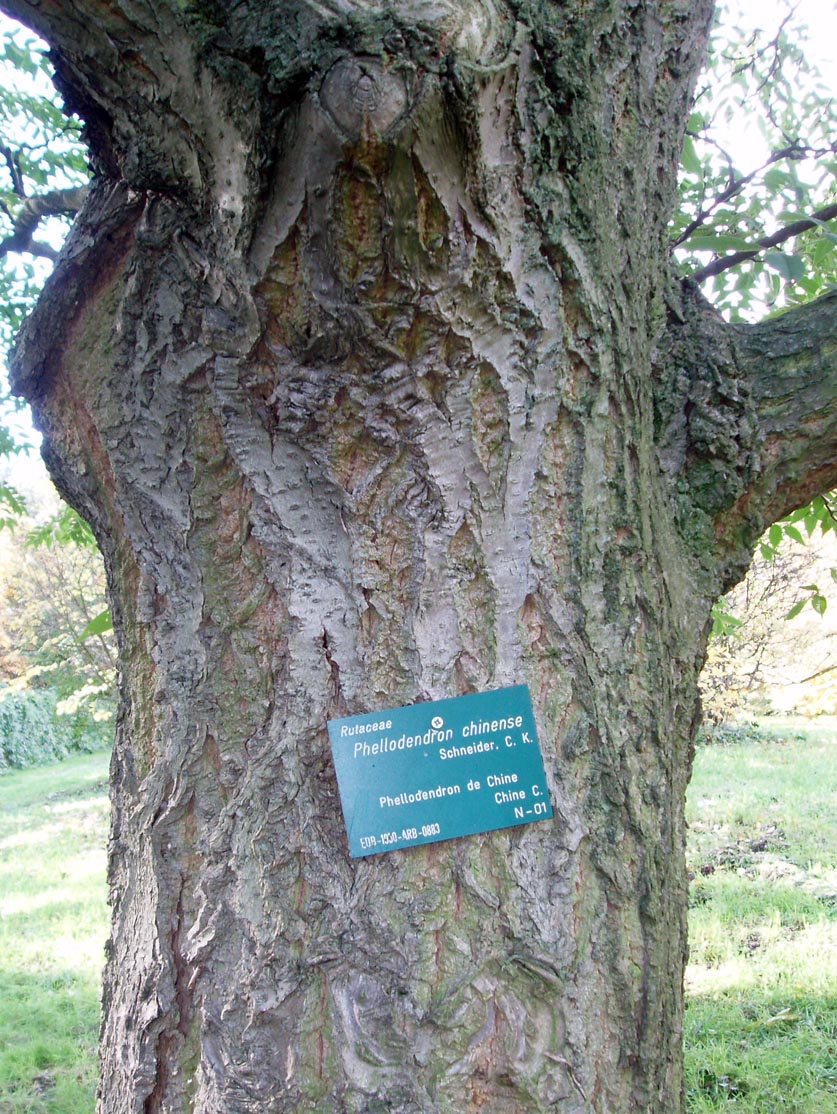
[328,684,552,857]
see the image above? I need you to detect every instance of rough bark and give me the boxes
[3,2,837,1112]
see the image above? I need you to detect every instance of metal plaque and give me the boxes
[328,684,553,857]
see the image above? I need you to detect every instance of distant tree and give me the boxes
[702,540,822,723]
[0,500,115,700]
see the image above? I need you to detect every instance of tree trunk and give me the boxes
[4,1,837,1110]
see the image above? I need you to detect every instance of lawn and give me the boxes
[685,717,837,1112]
[0,751,110,1113]
[1,724,835,1111]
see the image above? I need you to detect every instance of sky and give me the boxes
[728,0,837,75]
[714,0,837,164]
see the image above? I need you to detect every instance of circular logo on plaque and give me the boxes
[431,715,444,730]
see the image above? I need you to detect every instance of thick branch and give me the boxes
[732,290,837,524]
[0,0,206,193]
[0,185,88,260]
[656,285,837,589]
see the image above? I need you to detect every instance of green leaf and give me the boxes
[759,543,775,561]
[680,135,703,176]
[768,523,783,547]
[811,594,827,617]
[711,605,743,638]
[0,481,26,519]
[763,167,793,192]
[785,599,806,620]
[27,505,97,548]
[764,250,806,282]
[685,233,755,253]
[79,609,113,640]
[687,110,707,133]
[783,524,805,545]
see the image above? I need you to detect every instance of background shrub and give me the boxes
[0,687,111,770]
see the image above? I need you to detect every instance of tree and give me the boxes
[0,19,88,519]
[701,535,834,725]
[0,499,115,697]
[0,1,835,1110]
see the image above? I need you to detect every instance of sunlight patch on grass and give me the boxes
[1,882,102,917]
[0,750,110,1112]
[685,718,837,1112]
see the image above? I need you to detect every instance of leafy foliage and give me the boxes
[0,473,24,528]
[0,502,115,715]
[674,3,837,321]
[674,3,837,632]
[0,25,87,322]
[756,494,837,618]
[26,501,97,548]
[0,686,108,769]
[0,22,112,765]
[0,18,89,484]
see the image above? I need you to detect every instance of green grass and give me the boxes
[0,750,110,1112]
[685,716,837,1112]
[2,727,836,1111]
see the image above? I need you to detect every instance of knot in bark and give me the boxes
[319,57,409,139]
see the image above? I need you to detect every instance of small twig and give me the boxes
[0,143,26,196]
[799,660,837,685]
[751,8,797,96]
[673,141,812,249]
[687,201,837,284]
[820,493,837,525]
